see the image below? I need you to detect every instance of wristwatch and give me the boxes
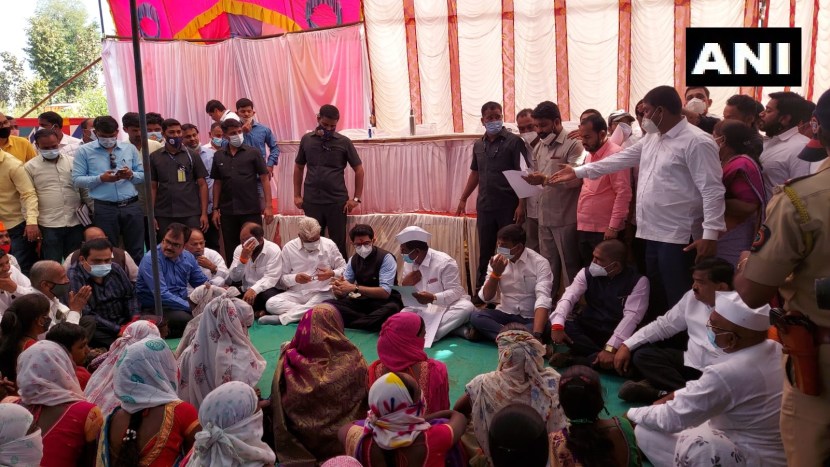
[532,331,543,340]
[353,197,361,203]
[604,344,617,354]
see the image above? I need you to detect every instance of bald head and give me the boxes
[84,227,107,241]
[30,260,68,296]
[596,239,627,264]
[186,229,206,257]
[240,222,264,244]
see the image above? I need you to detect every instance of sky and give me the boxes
[3,0,116,72]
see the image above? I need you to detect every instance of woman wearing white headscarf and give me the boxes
[181,381,275,467]
[0,403,43,467]
[10,340,102,467]
[97,338,200,467]
[84,320,161,415]
[178,292,265,408]
[176,285,242,358]
[454,329,566,459]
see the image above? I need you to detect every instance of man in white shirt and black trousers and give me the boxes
[469,224,553,342]
[229,222,282,314]
[551,85,726,319]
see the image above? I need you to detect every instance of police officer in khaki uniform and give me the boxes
[735,88,830,466]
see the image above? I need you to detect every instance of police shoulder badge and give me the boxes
[751,224,771,252]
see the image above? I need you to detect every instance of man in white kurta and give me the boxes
[228,222,281,313]
[263,217,346,325]
[185,229,228,289]
[627,291,785,467]
[396,226,474,342]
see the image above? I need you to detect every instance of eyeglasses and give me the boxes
[706,320,738,338]
[162,238,183,249]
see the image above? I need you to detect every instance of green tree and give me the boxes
[75,87,109,117]
[0,52,28,109]
[25,0,100,101]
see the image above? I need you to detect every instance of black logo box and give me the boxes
[685,27,802,87]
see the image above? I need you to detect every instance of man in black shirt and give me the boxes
[211,119,273,264]
[456,101,528,291]
[150,118,209,240]
[293,104,364,258]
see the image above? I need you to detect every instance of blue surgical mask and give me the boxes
[484,120,504,135]
[706,328,720,349]
[89,263,112,278]
[148,131,163,142]
[211,137,224,147]
[497,246,513,260]
[403,250,417,264]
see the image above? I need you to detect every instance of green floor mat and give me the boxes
[167,321,642,418]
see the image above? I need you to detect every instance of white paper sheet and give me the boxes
[503,170,544,198]
[392,286,421,308]
[401,305,446,349]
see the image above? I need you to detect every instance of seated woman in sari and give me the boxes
[712,120,766,266]
[340,371,467,467]
[181,381,276,467]
[177,291,264,408]
[367,313,449,414]
[548,365,640,467]
[98,338,201,466]
[175,285,243,358]
[5,340,102,467]
[84,320,161,415]
[0,294,52,382]
[271,303,369,464]
[0,403,44,466]
[454,328,566,461]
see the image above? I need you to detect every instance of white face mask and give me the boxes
[588,261,610,277]
[685,98,707,115]
[98,137,117,149]
[355,244,373,258]
[496,246,513,260]
[229,134,244,147]
[520,131,537,144]
[39,149,61,160]
[641,108,662,134]
[302,240,320,252]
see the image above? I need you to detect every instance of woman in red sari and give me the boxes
[367,312,450,413]
[271,304,368,465]
[712,120,766,266]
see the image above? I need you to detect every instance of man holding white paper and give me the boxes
[522,101,585,291]
[395,226,474,344]
[262,217,347,325]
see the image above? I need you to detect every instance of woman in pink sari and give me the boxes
[367,312,449,414]
[713,120,766,266]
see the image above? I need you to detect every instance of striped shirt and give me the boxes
[68,262,139,333]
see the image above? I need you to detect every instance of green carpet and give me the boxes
[167,321,640,418]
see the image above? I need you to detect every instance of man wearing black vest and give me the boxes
[548,239,649,369]
[326,224,401,331]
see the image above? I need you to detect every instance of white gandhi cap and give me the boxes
[714,291,770,332]
[396,226,431,244]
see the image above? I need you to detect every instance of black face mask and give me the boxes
[0,127,11,139]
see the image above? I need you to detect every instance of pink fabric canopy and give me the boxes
[101,24,370,142]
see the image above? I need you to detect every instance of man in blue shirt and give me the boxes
[136,223,208,337]
[236,98,280,174]
[325,224,401,331]
[72,116,146,264]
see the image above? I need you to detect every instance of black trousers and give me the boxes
[564,318,613,360]
[631,343,703,391]
[303,202,347,259]
[252,287,282,313]
[476,207,516,289]
[144,308,194,339]
[326,297,400,332]
[577,230,606,268]
[219,213,262,266]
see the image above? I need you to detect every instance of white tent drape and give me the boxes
[102,24,371,141]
